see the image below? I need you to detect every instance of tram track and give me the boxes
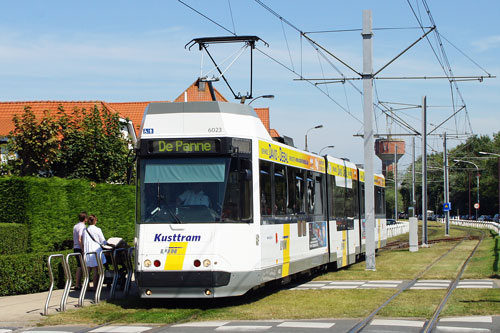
[348,228,483,333]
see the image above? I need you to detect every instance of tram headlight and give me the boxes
[144,259,152,267]
[154,260,161,267]
[193,259,201,267]
[203,259,211,267]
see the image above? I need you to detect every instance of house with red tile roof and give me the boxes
[0,79,282,162]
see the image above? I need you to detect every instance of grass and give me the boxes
[441,289,500,316]
[41,223,499,325]
[314,241,460,281]
[377,290,447,318]
[43,289,396,325]
[421,240,479,279]
[462,230,500,279]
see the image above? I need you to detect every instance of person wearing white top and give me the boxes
[72,211,87,290]
[177,183,209,207]
[82,215,107,290]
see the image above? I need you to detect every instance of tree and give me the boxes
[7,107,60,176]
[6,104,133,183]
[399,133,500,218]
[54,105,132,183]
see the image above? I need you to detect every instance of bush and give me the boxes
[0,176,135,252]
[0,250,76,296]
[0,223,29,255]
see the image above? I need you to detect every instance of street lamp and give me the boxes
[479,151,500,222]
[305,125,323,151]
[245,94,275,105]
[454,159,480,220]
[319,145,335,155]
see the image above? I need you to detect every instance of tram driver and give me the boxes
[176,183,210,207]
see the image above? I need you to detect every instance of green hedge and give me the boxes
[0,177,135,252]
[0,223,29,255]
[0,251,76,296]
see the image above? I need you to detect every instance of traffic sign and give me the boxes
[474,203,480,209]
[443,202,451,212]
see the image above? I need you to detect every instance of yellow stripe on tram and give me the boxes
[164,242,188,271]
[282,224,290,277]
[342,230,347,267]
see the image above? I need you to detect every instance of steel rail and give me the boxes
[348,228,472,333]
[421,230,485,333]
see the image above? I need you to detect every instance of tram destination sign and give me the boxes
[146,138,221,155]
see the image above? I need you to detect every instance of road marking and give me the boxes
[418,280,451,283]
[215,326,272,331]
[414,283,450,286]
[322,285,359,289]
[370,319,424,327]
[24,330,72,333]
[459,281,493,285]
[172,321,230,327]
[457,285,493,288]
[411,286,448,289]
[277,322,335,328]
[435,326,490,332]
[327,281,364,285]
[89,327,153,332]
[440,316,492,323]
[369,280,403,283]
[0,330,12,333]
[362,283,399,288]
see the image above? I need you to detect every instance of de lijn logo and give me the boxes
[154,233,201,242]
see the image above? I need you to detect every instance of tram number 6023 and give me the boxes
[208,127,222,133]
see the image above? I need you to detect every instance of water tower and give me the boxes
[375,139,405,176]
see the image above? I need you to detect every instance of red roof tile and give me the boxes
[174,80,228,103]
[0,101,108,137]
[0,81,276,138]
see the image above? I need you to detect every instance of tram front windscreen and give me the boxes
[137,156,252,224]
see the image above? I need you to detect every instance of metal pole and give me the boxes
[443,133,449,235]
[476,170,480,220]
[411,136,416,217]
[469,171,471,218]
[498,157,500,223]
[362,9,376,270]
[395,145,398,220]
[422,96,428,245]
[305,134,308,151]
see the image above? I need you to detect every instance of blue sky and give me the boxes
[0,1,498,172]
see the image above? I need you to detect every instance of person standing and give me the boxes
[83,214,107,291]
[72,211,87,290]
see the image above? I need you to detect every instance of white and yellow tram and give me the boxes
[135,101,386,298]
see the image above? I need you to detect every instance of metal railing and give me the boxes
[437,218,500,234]
[387,221,410,238]
[43,246,135,315]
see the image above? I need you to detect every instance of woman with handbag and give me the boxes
[82,214,108,291]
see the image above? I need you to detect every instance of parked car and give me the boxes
[386,218,397,225]
[493,214,499,222]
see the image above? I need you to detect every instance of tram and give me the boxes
[134,101,386,298]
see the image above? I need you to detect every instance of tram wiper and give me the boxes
[165,206,183,224]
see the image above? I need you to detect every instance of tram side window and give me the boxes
[307,171,324,216]
[287,167,305,214]
[333,177,345,220]
[222,157,253,222]
[345,179,358,219]
[274,164,287,215]
[327,174,336,220]
[375,186,385,218]
[260,161,272,216]
[360,182,365,219]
